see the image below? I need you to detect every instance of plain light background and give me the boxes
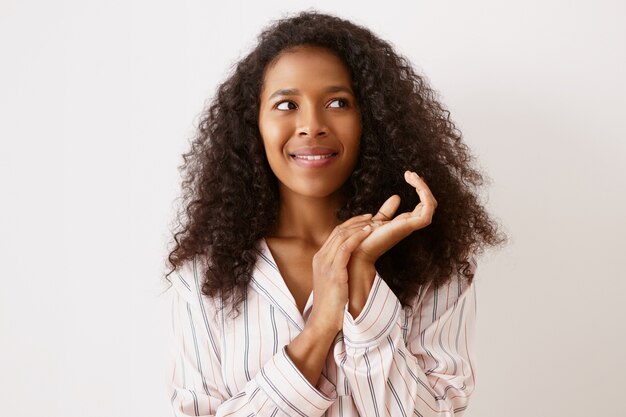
[1,1,624,416]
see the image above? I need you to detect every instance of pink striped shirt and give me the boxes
[167,237,478,416]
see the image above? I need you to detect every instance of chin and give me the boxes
[295,187,338,199]
[282,179,346,199]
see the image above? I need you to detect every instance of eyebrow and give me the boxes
[267,85,354,101]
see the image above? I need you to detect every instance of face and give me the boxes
[258,45,362,200]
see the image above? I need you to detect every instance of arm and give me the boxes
[167,260,337,417]
[286,321,340,387]
[336,258,478,417]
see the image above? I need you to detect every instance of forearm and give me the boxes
[347,260,376,318]
[285,324,338,387]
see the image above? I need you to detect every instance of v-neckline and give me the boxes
[251,237,314,329]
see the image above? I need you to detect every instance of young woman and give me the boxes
[164,11,507,417]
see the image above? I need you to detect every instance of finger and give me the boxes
[319,213,372,252]
[403,171,438,215]
[372,194,401,222]
[330,224,374,270]
[324,217,377,256]
[323,220,378,256]
[346,213,374,224]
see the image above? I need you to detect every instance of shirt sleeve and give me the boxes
[167,259,337,417]
[336,257,478,417]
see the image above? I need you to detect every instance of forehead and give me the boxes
[261,46,353,96]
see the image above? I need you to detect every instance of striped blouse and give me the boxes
[167,238,478,416]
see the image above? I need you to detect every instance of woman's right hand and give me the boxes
[307,213,378,335]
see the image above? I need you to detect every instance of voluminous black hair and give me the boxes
[164,10,508,315]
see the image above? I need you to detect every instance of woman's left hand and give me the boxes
[346,171,437,318]
[351,170,438,267]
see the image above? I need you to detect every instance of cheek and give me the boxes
[259,132,286,164]
[340,117,362,151]
[260,120,290,150]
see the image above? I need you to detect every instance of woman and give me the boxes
[164,10,507,417]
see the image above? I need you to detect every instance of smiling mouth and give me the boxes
[289,152,338,161]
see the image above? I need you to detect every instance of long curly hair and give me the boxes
[163,10,508,315]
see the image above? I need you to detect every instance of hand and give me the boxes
[352,170,438,266]
[346,171,438,317]
[306,213,375,335]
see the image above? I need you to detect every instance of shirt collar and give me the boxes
[250,237,314,331]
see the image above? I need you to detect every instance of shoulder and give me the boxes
[170,255,218,312]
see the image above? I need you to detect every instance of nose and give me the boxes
[297,105,328,138]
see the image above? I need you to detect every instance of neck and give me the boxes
[270,187,346,247]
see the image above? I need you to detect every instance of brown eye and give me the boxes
[276,101,297,110]
[328,98,348,108]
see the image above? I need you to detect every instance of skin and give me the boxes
[257,45,438,388]
[258,45,362,247]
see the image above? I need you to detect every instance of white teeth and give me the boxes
[293,153,335,161]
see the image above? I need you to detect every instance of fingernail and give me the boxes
[362,225,371,231]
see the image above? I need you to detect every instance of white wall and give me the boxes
[1,1,624,416]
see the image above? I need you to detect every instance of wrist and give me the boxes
[348,256,375,275]
[348,259,376,288]
[286,323,337,387]
[347,261,377,319]
[306,309,342,337]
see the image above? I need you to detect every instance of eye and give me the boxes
[275,100,297,110]
[328,98,349,108]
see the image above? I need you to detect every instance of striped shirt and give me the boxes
[167,237,478,416]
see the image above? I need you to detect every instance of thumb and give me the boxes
[372,195,401,222]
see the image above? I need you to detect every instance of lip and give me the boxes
[289,146,339,156]
[290,153,338,168]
